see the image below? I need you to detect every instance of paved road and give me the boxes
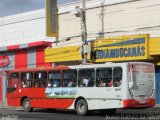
[0,107,160,120]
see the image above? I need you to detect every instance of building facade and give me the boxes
[1,0,160,47]
[1,0,160,104]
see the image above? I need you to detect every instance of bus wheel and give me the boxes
[76,99,88,116]
[22,98,33,112]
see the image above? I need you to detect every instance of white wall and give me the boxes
[0,0,160,47]
[0,10,55,47]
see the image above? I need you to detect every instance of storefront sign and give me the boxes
[92,36,149,62]
[0,56,10,67]
[96,46,145,59]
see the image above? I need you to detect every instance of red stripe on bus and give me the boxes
[30,98,75,109]
[7,88,75,109]
[123,98,155,108]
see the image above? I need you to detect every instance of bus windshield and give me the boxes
[129,63,155,102]
[132,64,154,82]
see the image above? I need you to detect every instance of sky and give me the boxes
[0,0,79,17]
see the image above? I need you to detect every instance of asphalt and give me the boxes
[0,105,160,120]
[1,101,160,111]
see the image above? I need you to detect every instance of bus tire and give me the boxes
[76,99,88,116]
[22,98,33,112]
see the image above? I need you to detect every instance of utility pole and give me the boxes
[2,71,7,107]
[81,0,88,63]
[100,0,105,38]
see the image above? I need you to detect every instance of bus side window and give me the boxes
[21,72,33,88]
[96,68,113,87]
[48,71,61,87]
[113,67,122,87]
[78,69,95,87]
[34,71,47,88]
[62,70,77,87]
[7,73,19,88]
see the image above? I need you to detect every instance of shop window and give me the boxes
[96,68,113,87]
[78,69,95,87]
[62,70,77,87]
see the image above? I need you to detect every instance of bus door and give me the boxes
[128,63,155,103]
[7,73,19,95]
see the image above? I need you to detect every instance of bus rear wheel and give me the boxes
[76,99,88,116]
[22,98,33,112]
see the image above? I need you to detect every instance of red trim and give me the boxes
[36,47,52,67]
[1,41,52,52]
[15,50,27,69]
[7,45,20,51]
[28,41,51,48]
[123,98,155,108]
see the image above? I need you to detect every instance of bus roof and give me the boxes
[8,62,153,73]
[8,65,69,73]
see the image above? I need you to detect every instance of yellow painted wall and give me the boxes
[149,37,160,55]
[45,34,159,63]
[149,37,160,65]
[45,46,82,62]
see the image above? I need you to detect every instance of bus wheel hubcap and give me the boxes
[24,102,29,109]
[79,104,85,113]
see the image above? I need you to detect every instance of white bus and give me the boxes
[7,62,155,115]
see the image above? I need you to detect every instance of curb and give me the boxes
[154,104,160,107]
[0,106,23,110]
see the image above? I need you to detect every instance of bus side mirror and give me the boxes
[129,81,134,89]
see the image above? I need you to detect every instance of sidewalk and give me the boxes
[155,104,160,107]
[0,102,22,110]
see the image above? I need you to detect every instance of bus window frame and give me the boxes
[21,72,33,88]
[33,71,48,88]
[48,70,61,88]
[62,69,77,87]
[96,67,113,87]
[78,68,95,87]
[113,67,123,88]
[7,72,19,89]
